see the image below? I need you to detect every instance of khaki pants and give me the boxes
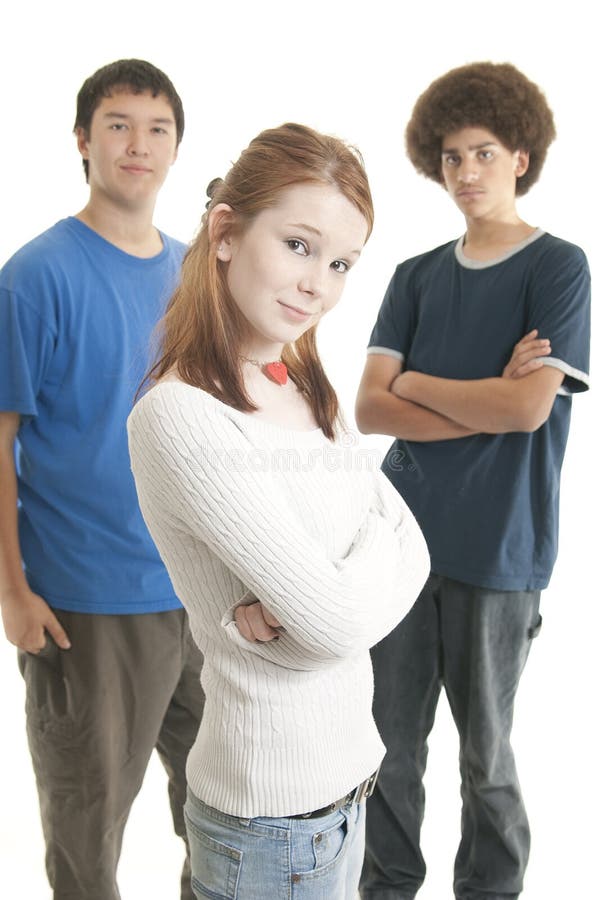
[19,607,205,900]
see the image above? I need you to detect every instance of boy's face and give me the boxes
[76,89,178,210]
[440,126,529,220]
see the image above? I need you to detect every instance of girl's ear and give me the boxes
[209,204,236,261]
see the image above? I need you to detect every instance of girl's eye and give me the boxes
[478,150,494,160]
[331,259,349,274]
[286,239,309,255]
[443,155,460,167]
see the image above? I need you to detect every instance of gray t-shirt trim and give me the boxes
[455,228,545,269]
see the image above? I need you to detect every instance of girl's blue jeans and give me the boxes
[184,788,366,899]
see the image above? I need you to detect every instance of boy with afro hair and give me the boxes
[356,62,590,900]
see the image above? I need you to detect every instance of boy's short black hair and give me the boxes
[406,62,556,196]
[74,59,184,180]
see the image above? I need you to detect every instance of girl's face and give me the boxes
[215,182,368,358]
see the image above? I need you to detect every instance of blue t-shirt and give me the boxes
[0,217,187,613]
[368,230,590,591]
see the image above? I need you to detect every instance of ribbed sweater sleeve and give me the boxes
[128,383,429,667]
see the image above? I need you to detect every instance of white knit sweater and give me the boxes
[127,380,429,818]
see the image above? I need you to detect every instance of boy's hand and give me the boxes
[503,329,551,379]
[1,586,71,653]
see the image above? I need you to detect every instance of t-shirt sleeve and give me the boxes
[0,271,57,417]
[0,245,57,416]
[367,265,416,365]
[526,240,590,395]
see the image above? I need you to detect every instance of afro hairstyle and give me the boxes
[406,62,556,196]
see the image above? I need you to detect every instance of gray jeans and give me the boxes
[361,574,541,900]
[18,607,205,900]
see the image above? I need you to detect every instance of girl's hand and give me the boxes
[234,601,282,642]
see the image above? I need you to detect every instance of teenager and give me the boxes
[127,122,430,899]
[356,62,591,900]
[0,59,204,900]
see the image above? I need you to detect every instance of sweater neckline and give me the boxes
[151,378,326,439]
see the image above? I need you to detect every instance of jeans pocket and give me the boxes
[292,808,353,885]
[312,811,348,870]
[185,810,242,899]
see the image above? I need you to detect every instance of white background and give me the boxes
[1,1,599,897]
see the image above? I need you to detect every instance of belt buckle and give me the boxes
[352,765,380,805]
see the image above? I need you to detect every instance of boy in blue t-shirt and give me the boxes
[0,60,204,899]
[357,63,590,900]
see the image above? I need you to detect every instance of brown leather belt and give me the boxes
[290,768,379,820]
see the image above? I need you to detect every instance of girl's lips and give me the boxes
[278,301,312,320]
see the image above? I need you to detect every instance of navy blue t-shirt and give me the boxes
[0,217,186,613]
[368,230,590,591]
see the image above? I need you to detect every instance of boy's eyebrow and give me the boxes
[441,140,498,154]
[103,111,175,125]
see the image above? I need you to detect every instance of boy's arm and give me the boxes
[355,354,477,441]
[0,411,70,653]
[391,365,564,434]
[356,330,557,439]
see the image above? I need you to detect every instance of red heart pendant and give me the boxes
[264,361,288,385]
